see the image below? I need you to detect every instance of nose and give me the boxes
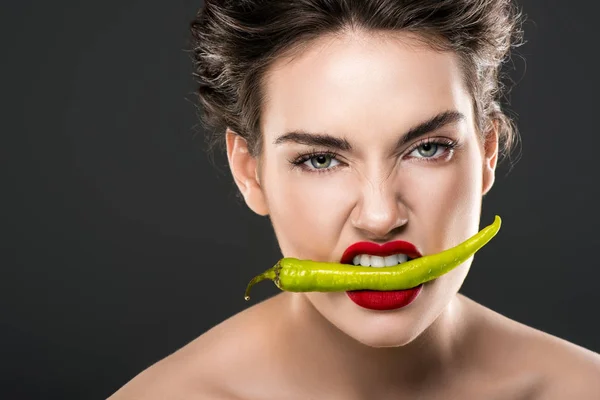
[351,181,408,240]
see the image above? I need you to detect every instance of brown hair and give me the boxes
[190,0,525,162]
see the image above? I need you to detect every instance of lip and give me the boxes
[346,285,423,311]
[341,240,424,311]
[340,240,422,265]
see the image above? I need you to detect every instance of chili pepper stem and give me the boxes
[244,260,282,301]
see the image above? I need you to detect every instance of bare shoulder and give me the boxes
[527,331,600,399]
[107,294,286,400]
[460,295,600,399]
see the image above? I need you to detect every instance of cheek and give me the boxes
[406,152,482,216]
[263,168,356,259]
[400,150,483,255]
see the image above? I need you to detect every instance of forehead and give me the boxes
[260,31,473,144]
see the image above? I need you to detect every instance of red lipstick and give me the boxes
[341,241,423,311]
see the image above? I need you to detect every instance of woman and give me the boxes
[109,0,600,398]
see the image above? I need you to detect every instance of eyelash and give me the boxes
[289,137,460,174]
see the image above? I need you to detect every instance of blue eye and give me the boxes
[291,151,342,173]
[407,138,458,161]
[414,142,440,158]
[308,154,339,169]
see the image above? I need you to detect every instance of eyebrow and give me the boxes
[273,110,465,152]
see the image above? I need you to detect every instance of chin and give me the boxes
[349,327,421,348]
[340,309,431,348]
[305,291,436,349]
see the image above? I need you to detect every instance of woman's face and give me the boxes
[227,31,497,348]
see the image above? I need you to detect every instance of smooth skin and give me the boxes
[108,30,600,399]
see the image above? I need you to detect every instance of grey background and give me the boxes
[2,0,599,399]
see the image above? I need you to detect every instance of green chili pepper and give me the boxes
[244,215,501,300]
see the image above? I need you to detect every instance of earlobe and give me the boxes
[225,129,269,216]
[482,122,499,196]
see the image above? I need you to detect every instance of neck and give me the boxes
[285,293,468,397]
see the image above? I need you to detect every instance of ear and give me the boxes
[225,129,269,216]
[482,121,499,196]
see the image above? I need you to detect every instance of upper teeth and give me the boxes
[352,254,409,267]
